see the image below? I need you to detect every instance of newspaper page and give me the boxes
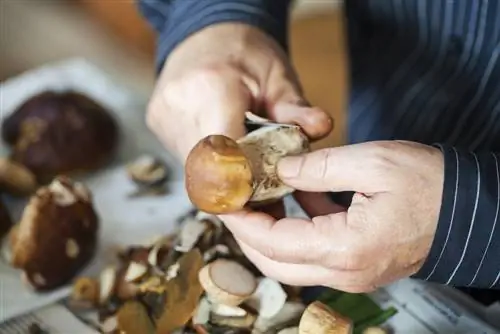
[0,303,97,334]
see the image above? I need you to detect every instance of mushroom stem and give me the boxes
[298,301,353,334]
[185,123,309,214]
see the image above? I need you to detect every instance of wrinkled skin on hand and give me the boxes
[147,23,332,162]
[221,141,444,293]
[146,22,333,239]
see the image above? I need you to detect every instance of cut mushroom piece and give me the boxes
[185,124,309,214]
[253,302,306,333]
[246,277,288,319]
[199,259,257,306]
[175,216,208,252]
[203,244,231,262]
[298,301,353,334]
[0,157,37,196]
[211,312,257,329]
[211,303,248,318]
[100,315,118,334]
[10,176,98,291]
[126,154,168,187]
[155,249,205,333]
[362,327,388,334]
[117,301,155,334]
[192,297,212,326]
[99,266,118,304]
[278,327,299,334]
[71,277,100,306]
[124,261,148,282]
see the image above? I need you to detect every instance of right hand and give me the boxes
[146,22,333,162]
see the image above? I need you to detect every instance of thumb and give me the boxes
[263,70,333,141]
[277,143,392,193]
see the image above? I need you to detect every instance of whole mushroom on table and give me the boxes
[1,91,119,182]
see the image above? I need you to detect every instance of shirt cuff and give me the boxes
[413,144,500,289]
[155,0,291,72]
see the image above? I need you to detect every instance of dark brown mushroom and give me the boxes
[10,176,99,291]
[1,91,119,181]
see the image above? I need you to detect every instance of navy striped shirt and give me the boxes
[138,0,500,290]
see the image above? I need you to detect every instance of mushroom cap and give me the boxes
[1,91,119,180]
[10,176,98,291]
[185,135,254,214]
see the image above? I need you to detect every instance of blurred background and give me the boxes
[0,0,347,149]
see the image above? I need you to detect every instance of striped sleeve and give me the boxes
[413,144,500,289]
[137,0,292,72]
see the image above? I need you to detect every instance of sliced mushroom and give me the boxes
[126,154,168,187]
[123,261,148,282]
[253,302,306,333]
[155,249,205,332]
[211,304,248,318]
[117,301,155,334]
[71,277,100,307]
[211,312,256,329]
[99,266,118,304]
[298,301,353,334]
[362,327,388,334]
[278,327,299,334]
[175,216,208,252]
[199,259,257,306]
[192,297,211,326]
[246,278,287,319]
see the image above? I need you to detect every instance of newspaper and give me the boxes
[0,303,97,334]
[0,59,499,333]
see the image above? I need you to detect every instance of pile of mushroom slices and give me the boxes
[69,210,354,334]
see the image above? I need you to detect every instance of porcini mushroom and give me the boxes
[199,258,257,306]
[298,301,353,334]
[185,117,309,214]
[10,176,99,291]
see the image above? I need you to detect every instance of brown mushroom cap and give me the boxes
[10,176,99,291]
[185,135,254,214]
[1,91,119,181]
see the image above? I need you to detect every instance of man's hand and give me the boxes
[221,141,445,293]
[146,22,332,162]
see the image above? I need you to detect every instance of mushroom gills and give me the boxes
[237,125,309,204]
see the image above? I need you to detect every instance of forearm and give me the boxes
[137,0,293,72]
[414,145,500,289]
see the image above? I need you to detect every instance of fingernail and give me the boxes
[277,156,302,179]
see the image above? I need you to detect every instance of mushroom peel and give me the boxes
[185,125,309,214]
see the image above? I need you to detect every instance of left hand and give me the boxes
[221,140,444,292]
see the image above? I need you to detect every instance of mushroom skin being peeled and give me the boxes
[185,122,309,214]
[1,91,119,181]
[10,176,99,291]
